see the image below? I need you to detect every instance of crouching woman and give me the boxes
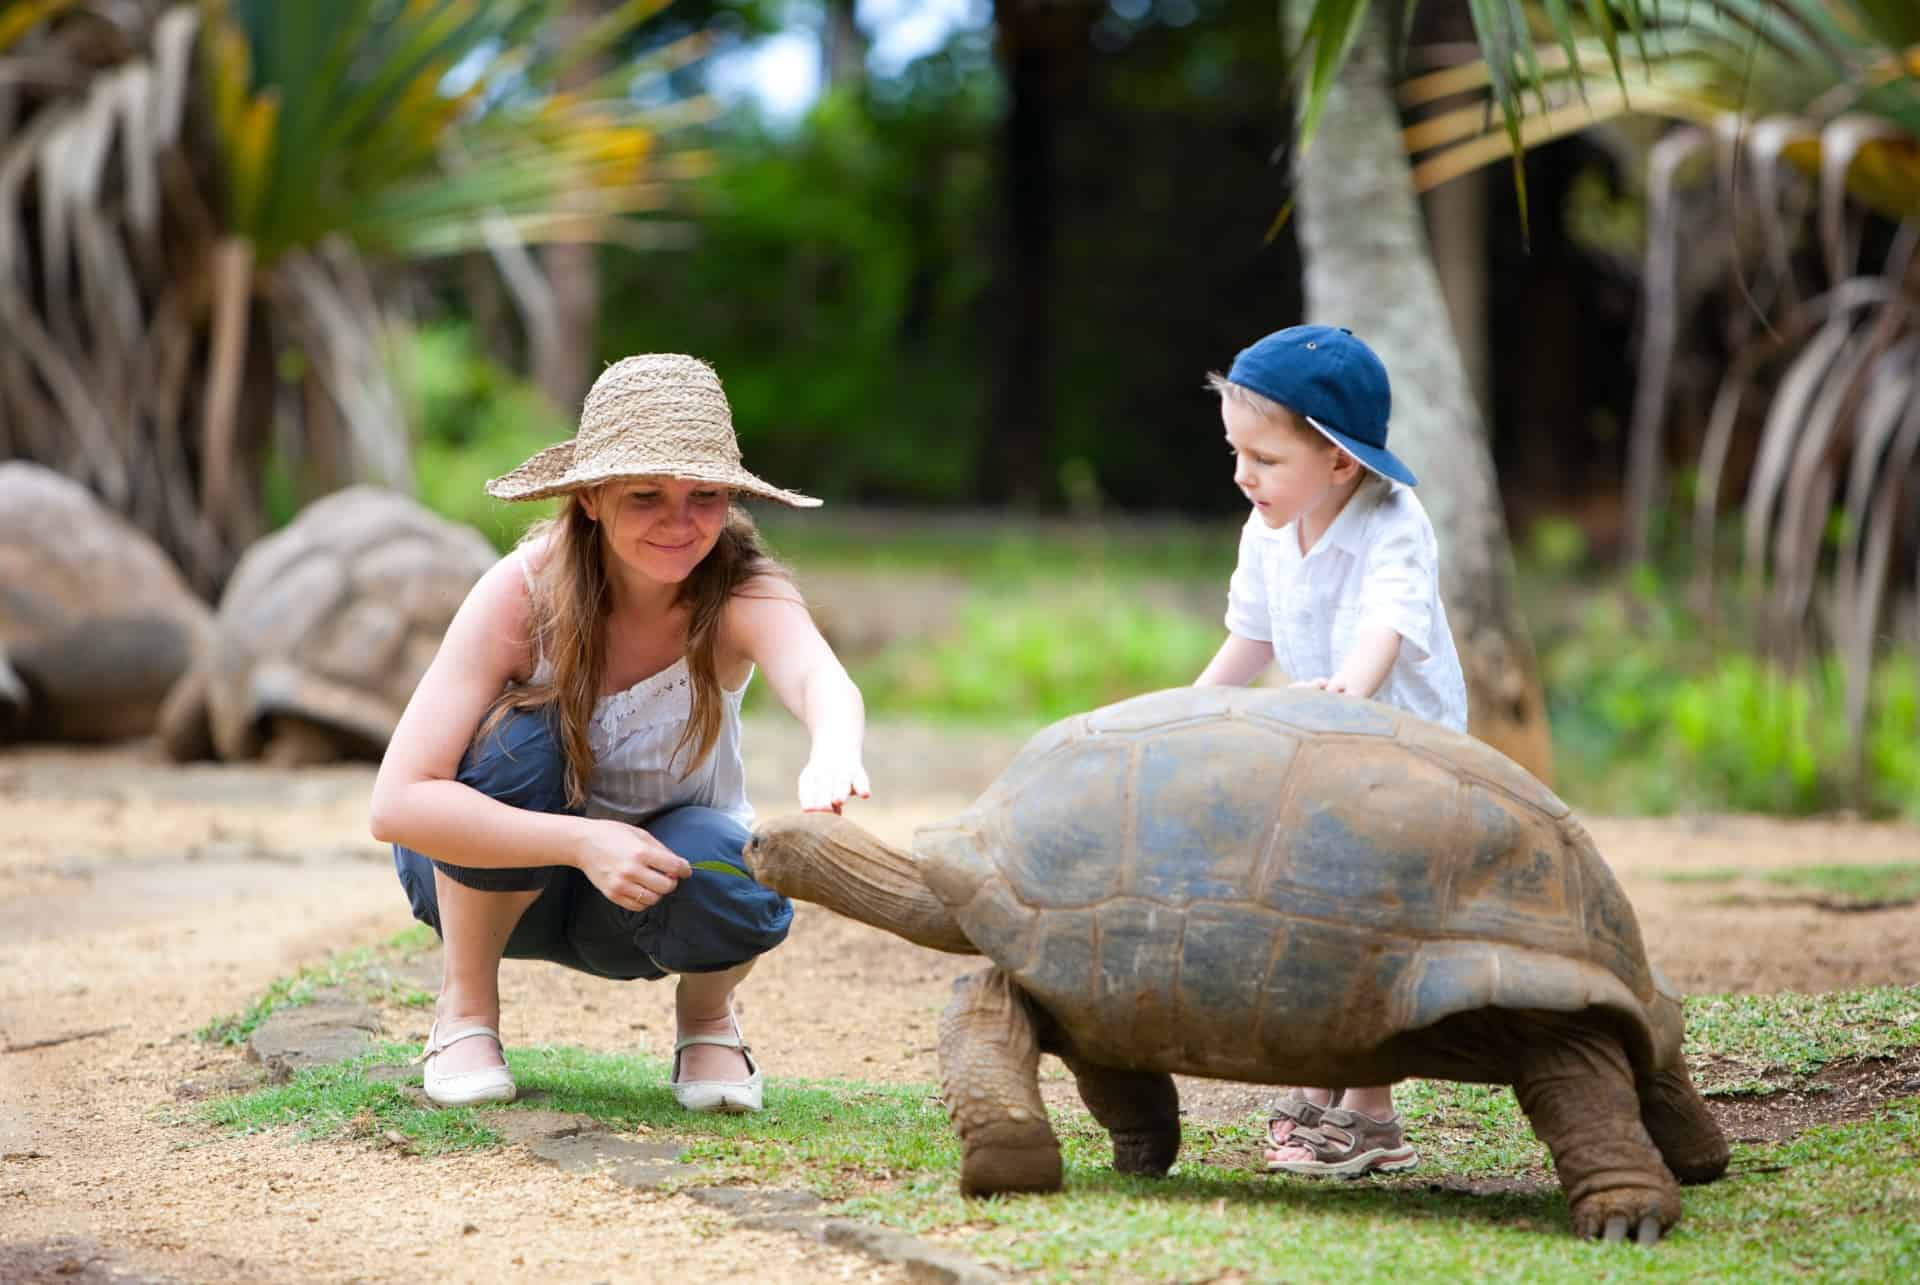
[370,354,868,1113]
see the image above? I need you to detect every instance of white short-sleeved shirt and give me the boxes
[1224,479,1469,732]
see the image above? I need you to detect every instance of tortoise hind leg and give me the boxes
[1058,1055,1181,1177]
[939,967,1062,1196]
[1637,1061,1730,1185]
[1511,1015,1680,1243]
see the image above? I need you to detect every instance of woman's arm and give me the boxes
[724,577,870,812]
[368,554,582,865]
[368,553,690,910]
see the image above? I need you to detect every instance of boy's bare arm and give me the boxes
[1304,623,1401,698]
[1196,633,1274,687]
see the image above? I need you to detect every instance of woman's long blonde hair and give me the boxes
[486,491,785,808]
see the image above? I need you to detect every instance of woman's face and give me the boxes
[582,476,731,586]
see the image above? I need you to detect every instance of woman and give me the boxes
[370,353,868,1113]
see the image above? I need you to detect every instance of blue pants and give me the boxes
[392,707,792,981]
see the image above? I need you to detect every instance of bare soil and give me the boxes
[3,724,1918,1283]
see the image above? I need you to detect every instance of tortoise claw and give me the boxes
[1636,1215,1662,1246]
[1602,1215,1628,1244]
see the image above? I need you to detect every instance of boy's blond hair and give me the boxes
[1207,372,1326,446]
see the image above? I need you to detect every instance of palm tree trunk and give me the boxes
[533,0,603,411]
[1282,0,1553,782]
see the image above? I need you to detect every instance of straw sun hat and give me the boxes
[485,353,821,507]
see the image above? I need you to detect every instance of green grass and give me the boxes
[1682,986,1920,1089]
[194,924,438,1046]
[1761,862,1920,907]
[203,1052,502,1154]
[1656,863,1920,910]
[199,981,1920,1281]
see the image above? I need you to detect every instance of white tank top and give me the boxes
[523,556,754,828]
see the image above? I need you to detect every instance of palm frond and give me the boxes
[6,0,714,593]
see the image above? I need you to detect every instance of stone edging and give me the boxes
[241,1002,1000,1284]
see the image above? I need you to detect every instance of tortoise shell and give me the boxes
[0,462,212,741]
[913,685,1679,1085]
[203,485,497,760]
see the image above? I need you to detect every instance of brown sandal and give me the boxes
[1264,1089,1342,1153]
[1265,1104,1418,1178]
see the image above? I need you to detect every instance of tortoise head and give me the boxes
[746,813,979,956]
[744,812,871,884]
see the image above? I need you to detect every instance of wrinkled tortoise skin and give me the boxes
[0,462,212,742]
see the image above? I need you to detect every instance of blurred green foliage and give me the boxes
[857,590,1223,723]
[600,82,999,503]
[593,8,1302,513]
[391,322,565,551]
[1534,567,1920,819]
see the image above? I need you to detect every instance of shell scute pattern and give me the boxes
[926,686,1672,1078]
[1241,690,1398,737]
[991,735,1133,910]
[1082,683,1241,734]
[1174,904,1271,1039]
[1258,741,1464,937]
[1246,916,1413,1071]
[205,486,497,759]
[0,463,212,741]
[1570,822,1654,995]
[1130,723,1295,906]
[1088,900,1186,1049]
[1396,713,1572,819]
[307,597,410,688]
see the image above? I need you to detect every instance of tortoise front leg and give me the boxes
[939,967,1062,1196]
[1058,1055,1181,1177]
[1512,1017,1681,1243]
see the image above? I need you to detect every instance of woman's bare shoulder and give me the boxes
[516,530,562,581]
[449,545,545,676]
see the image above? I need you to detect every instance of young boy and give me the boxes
[1195,323,1468,1178]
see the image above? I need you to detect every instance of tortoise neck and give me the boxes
[756,821,978,956]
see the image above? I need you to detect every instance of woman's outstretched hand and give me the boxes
[574,817,691,911]
[798,748,871,814]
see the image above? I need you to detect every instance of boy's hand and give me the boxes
[1291,675,1364,695]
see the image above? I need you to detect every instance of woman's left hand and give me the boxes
[798,749,871,814]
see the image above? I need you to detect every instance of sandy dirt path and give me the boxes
[2,724,1916,1282]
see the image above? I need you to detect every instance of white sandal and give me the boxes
[671,1010,763,1114]
[416,1020,516,1107]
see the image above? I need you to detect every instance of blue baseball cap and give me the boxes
[1225,324,1415,486]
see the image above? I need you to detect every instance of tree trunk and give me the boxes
[1282,0,1553,782]
[532,0,601,411]
[535,240,598,410]
[983,1,1094,504]
[822,0,868,93]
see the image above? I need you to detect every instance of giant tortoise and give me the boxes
[0,462,212,743]
[159,485,496,764]
[746,686,1729,1243]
